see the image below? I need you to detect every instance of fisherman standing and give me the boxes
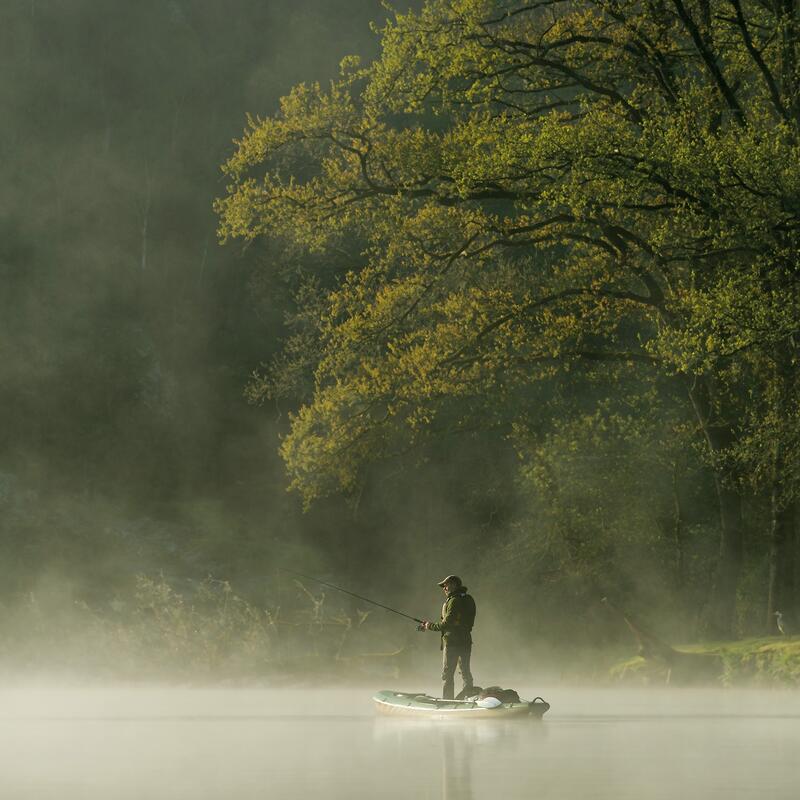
[421,575,476,700]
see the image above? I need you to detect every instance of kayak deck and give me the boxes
[373,690,550,720]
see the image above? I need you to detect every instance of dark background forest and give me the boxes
[1,0,798,681]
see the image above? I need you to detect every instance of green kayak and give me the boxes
[373,690,550,720]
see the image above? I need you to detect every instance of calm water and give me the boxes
[0,687,798,799]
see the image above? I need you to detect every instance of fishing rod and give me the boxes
[281,568,425,625]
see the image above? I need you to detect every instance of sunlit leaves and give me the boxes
[216,0,800,502]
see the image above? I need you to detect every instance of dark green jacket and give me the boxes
[429,590,476,648]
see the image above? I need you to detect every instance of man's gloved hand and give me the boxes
[418,620,431,631]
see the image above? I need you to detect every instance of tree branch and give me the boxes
[728,0,790,123]
[671,0,746,124]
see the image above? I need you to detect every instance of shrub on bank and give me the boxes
[0,574,391,682]
[611,638,800,686]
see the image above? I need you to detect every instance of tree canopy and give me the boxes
[217,0,800,633]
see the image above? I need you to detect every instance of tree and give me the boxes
[216,0,800,636]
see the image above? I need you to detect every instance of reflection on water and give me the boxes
[373,715,547,800]
[0,687,798,799]
[442,727,473,800]
[376,717,547,800]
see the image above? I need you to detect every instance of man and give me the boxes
[421,575,476,700]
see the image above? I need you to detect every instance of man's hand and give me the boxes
[419,620,431,631]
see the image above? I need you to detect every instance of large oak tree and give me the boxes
[217,0,800,635]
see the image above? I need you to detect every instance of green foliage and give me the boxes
[217,0,800,507]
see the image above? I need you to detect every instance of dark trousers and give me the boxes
[441,642,473,700]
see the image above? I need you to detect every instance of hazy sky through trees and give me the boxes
[0,1,410,597]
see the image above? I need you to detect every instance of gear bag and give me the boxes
[478,686,521,704]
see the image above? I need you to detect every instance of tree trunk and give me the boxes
[767,494,796,633]
[765,335,798,632]
[688,375,743,638]
[708,480,743,637]
[671,460,686,589]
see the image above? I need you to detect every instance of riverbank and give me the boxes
[611,637,800,686]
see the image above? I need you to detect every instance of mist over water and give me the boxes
[1,687,798,800]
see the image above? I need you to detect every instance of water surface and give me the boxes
[0,687,797,799]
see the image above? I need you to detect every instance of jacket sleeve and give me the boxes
[428,597,460,632]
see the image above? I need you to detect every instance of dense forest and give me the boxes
[2,0,800,680]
